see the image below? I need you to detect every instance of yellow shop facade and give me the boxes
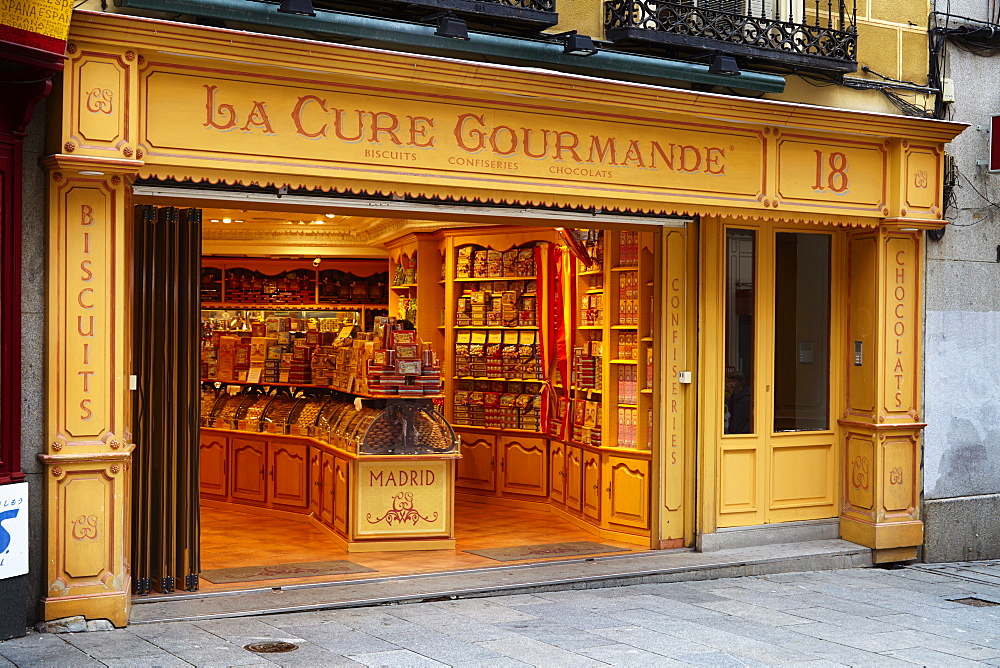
[40,10,963,626]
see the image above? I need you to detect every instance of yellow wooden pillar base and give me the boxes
[839,223,926,560]
[41,156,137,626]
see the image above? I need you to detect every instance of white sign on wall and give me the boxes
[0,482,28,579]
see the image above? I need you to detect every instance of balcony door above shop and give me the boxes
[715,226,840,528]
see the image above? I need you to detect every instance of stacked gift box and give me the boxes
[365,326,443,397]
[580,293,603,326]
[570,398,602,447]
[452,378,543,430]
[572,342,602,390]
[455,280,537,327]
[618,231,639,267]
[456,246,537,280]
[617,331,638,360]
[617,270,639,325]
[617,406,638,448]
[223,268,316,305]
[454,330,541,380]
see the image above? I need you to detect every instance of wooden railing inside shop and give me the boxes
[131,205,202,595]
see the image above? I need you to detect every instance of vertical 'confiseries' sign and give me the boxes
[0,0,73,55]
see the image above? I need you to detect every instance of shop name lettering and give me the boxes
[368,469,436,487]
[203,85,730,179]
[892,249,908,408]
[77,205,97,421]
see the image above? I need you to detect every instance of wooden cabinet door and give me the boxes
[333,456,350,535]
[606,456,650,530]
[566,446,583,512]
[269,441,309,509]
[582,450,601,522]
[199,433,228,499]
[231,437,267,502]
[320,452,335,526]
[455,432,496,492]
[309,447,322,516]
[499,436,547,497]
[549,441,566,505]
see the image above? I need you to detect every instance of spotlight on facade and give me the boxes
[558,31,599,57]
[434,14,469,40]
[278,0,315,16]
[708,54,741,76]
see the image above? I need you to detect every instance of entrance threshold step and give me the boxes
[130,538,870,624]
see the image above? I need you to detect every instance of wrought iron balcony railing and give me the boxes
[605,0,857,74]
[316,0,558,32]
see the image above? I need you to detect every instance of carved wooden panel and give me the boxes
[455,433,495,492]
[606,456,650,530]
[230,438,266,503]
[309,447,322,516]
[334,456,350,535]
[320,452,335,526]
[198,434,228,499]
[566,446,583,512]
[269,441,308,509]
[549,441,566,505]
[499,436,547,497]
[583,451,601,522]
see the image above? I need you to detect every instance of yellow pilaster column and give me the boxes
[839,222,925,563]
[40,155,139,626]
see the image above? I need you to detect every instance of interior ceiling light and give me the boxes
[434,13,469,40]
[708,54,741,76]
[324,213,336,218]
[554,31,599,57]
[277,0,315,16]
[222,218,232,223]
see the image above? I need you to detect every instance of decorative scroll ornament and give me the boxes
[889,466,904,485]
[851,455,870,491]
[86,88,114,115]
[366,492,438,526]
[71,515,99,540]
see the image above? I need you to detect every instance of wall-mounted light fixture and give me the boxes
[432,12,469,40]
[278,0,315,16]
[551,31,599,57]
[708,54,741,76]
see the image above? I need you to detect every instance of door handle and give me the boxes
[606,484,612,498]
[490,457,495,469]
[500,459,505,472]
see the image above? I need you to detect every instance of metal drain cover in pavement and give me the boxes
[244,642,299,653]
[951,597,1000,607]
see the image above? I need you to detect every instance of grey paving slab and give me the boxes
[789,624,925,653]
[382,602,523,642]
[389,628,507,664]
[347,648,448,667]
[614,593,726,620]
[676,649,769,667]
[434,599,540,623]
[785,606,907,633]
[476,636,609,667]
[194,617,307,642]
[448,658,534,668]
[0,632,106,667]
[872,611,1000,646]
[586,624,715,656]
[881,646,987,667]
[0,656,13,668]
[248,641,364,668]
[100,660,194,668]
[324,608,433,641]
[577,642,690,666]
[278,625,399,655]
[689,599,814,625]
[497,618,616,651]
[703,585,817,611]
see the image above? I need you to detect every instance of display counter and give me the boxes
[200,389,460,552]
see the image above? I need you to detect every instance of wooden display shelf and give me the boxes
[585,288,604,295]
[578,268,604,276]
[578,325,603,330]
[390,283,418,290]
[617,403,639,408]
[610,359,638,365]
[203,378,443,400]
[640,388,654,394]
[203,303,387,311]
[454,376,545,383]
[453,326,539,330]
[611,324,638,330]
[610,265,639,272]
[454,275,536,282]
[640,337,654,342]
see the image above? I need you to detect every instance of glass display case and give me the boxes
[202,386,458,455]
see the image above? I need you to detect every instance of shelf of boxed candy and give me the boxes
[452,379,544,432]
[200,387,456,456]
[202,314,443,399]
[200,265,389,308]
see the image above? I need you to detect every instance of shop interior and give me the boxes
[135,194,670,594]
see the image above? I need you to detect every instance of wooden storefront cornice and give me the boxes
[69,11,965,144]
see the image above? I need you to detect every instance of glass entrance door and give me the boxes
[716,225,839,528]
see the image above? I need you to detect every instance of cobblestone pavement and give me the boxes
[3,563,1000,666]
